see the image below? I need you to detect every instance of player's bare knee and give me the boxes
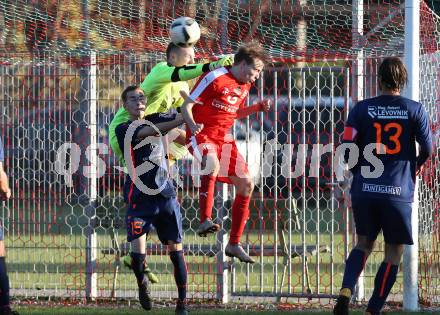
[237,177,254,196]
[201,155,220,176]
[0,241,5,257]
[246,178,254,194]
[355,237,375,255]
[167,241,182,252]
[131,235,147,254]
[384,243,404,265]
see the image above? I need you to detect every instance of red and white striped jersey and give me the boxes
[189,67,251,142]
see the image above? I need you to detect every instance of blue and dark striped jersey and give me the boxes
[343,95,433,202]
[115,111,178,209]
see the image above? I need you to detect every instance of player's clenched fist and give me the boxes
[258,99,271,112]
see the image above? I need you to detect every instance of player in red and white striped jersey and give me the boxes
[181,42,271,263]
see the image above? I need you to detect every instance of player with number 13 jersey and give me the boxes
[343,90,432,203]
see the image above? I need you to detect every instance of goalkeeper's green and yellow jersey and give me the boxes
[109,61,215,164]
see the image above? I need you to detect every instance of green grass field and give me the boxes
[5,230,396,297]
[3,197,386,295]
[2,196,438,310]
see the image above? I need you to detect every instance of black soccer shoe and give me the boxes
[175,300,189,315]
[333,295,350,315]
[138,280,152,311]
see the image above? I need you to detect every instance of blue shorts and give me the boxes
[352,198,413,245]
[126,196,183,244]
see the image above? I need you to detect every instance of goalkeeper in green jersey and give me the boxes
[109,43,233,164]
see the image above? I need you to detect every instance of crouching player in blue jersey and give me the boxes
[334,57,433,315]
[115,85,188,315]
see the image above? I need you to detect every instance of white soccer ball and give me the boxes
[170,17,201,47]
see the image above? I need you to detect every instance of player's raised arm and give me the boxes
[141,43,233,88]
[173,57,233,82]
[115,85,185,140]
[236,98,271,119]
[135,115,185,139]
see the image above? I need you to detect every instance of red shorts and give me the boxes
[187,134,249,183]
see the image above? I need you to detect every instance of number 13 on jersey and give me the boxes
[373,122,402,154]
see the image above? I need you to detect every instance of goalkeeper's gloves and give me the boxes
[209,55,234,71]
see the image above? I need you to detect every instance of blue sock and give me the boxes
[367,262,398,314]
[130,252,146,286]
[341,248,367,294]
[170,250,187,302]
[0,257,10,308]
